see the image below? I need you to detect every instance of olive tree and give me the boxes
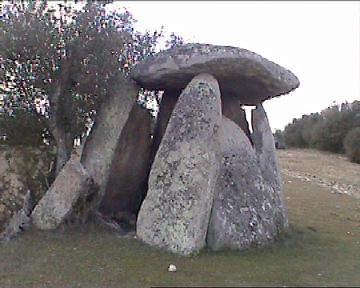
[0,1,161,174]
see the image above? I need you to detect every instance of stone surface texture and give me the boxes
[222,97,252,143]
[131,43,299,105]
[99,103,152,222]
[0,190,34,241]
[80,77,139,211]
[32,158,94,230]
[137,73,222,256]
[251,104,288,228]
[207,117,281,250]
[149,90,180,166]
[0,146,54,234]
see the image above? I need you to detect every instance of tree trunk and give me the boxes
[50,122,73,175]
[47,59,73,176]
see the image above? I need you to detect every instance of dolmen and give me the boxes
[132,43,299,255]
[18,43,299,256]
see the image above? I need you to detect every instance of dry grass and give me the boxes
[0,148,359,287]
[278,148,360,198]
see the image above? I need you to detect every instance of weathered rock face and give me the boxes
[251,104,288,228]
[80,77,139,212]
[0,190,34,241]
[99,103,152,224]
[137,73,222,256]
[0,146,55,234]
[207,117,280,250]
[131,43,299,105]
[149,90,180,166]
[222,97,252,144]
[32,158,95,230]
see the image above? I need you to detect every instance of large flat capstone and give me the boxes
[207,117,280,250]
[137,73,221,256]
[131,43,299,105]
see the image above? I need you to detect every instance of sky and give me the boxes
[108,1,360,131]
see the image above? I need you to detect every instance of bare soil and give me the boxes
[0,148,359,287]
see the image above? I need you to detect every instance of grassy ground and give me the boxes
[0,149,359,287]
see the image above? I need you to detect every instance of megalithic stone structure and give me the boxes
[137,73,222,256]
[21,43,298,252]
[131,43,299,255]
[80,76,139,215]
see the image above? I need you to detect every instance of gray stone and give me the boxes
[131,43,299,105]
[222,97,252,143]
[0,147,55,234]
[80,77,139,212]
[32,158,94,230]
[0,210,30,242]
[99,103,152,224]
[207,117,281,251]
[251,104,288,228]
[137,73,222,256]
[0,190,34,241]
[149,90,180,166]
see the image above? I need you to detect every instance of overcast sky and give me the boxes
[109,1,360,131]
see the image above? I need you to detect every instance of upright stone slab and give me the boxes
[80,77,139,211]
[99,103,152,223]
[251,104,288,228]
[150,90,180,166]
[32,158,94,230]
[137,73,222,256]
[222,97,252,144]
[207,117,280,250]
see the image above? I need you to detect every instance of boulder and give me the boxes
[251,104,288,228]
[32,158,94,230]
[80,77,139,212]
[98,103,152,226]
[207,117,280,251]
[137,73,222,255]
[131,43,299,105]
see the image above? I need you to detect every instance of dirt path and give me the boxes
[278,149,360,199]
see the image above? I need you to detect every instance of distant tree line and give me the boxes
[278,100,360,163]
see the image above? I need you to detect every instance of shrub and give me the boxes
[343,127,360,164]
[283,119,307,148]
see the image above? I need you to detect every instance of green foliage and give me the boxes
[283,100,360,157]
[283,118,308,148]
[0,1,163,145]
[343,127,360,164]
